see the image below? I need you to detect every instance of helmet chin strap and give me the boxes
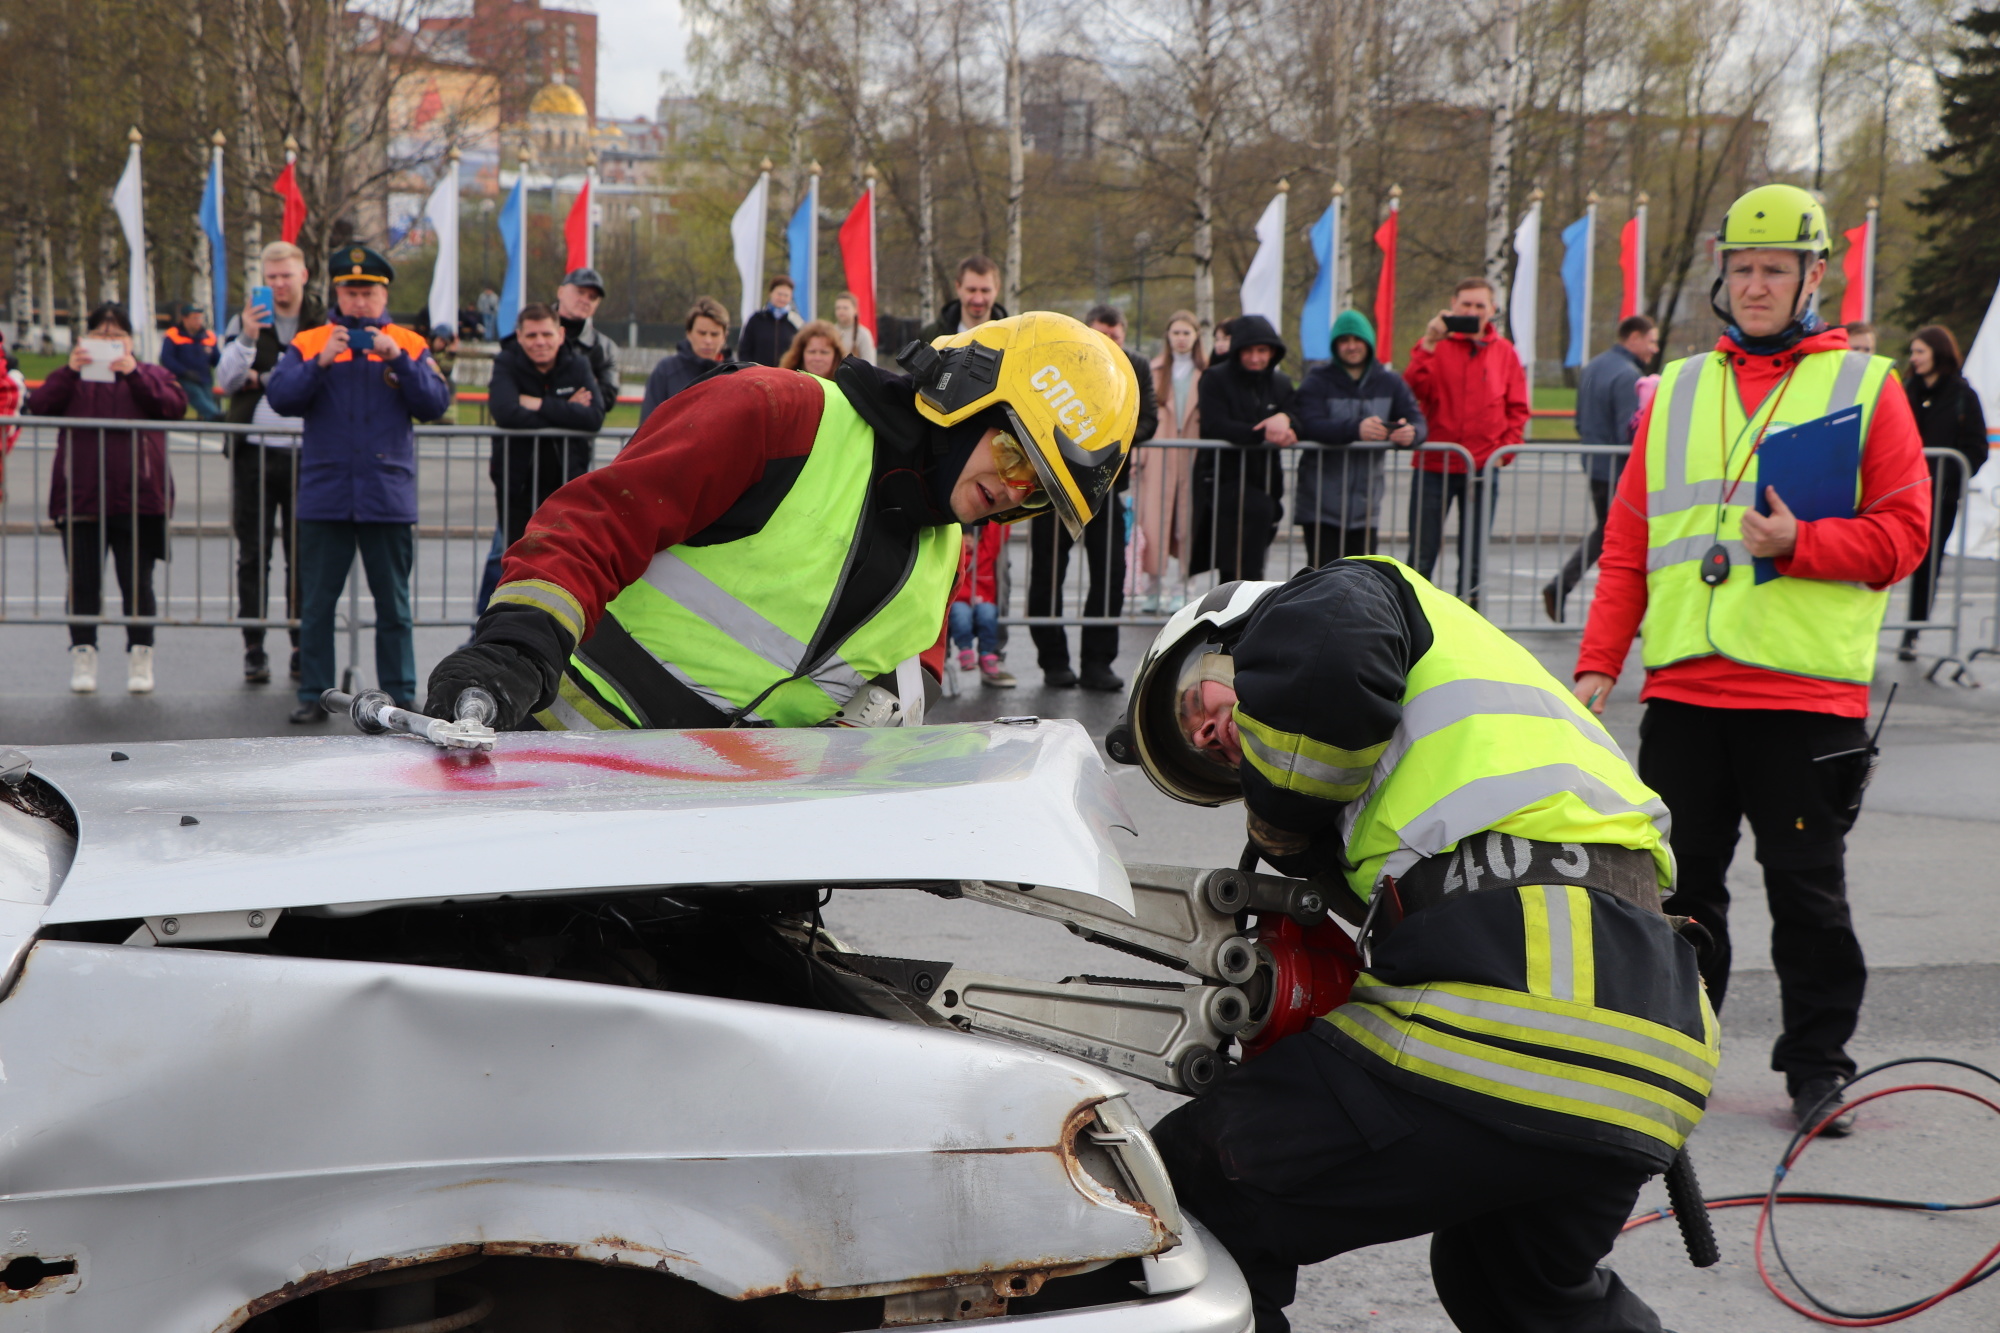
[1709,252,1821,353]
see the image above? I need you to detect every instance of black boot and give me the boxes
[244,648,271,685]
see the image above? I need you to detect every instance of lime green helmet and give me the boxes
[1716,184,1831,256]
[1709,184,1832,336]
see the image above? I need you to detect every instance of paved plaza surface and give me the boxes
[4,603,1999,1330]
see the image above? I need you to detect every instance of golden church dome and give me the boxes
[529,78,588,118]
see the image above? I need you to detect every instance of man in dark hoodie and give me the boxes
[639,297,730,424]
[487,303,606,551]
[916,255,1007,345]
[1193,314,1297,581]
[1295,309,1426,565]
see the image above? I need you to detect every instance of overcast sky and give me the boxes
[593,0,691,120]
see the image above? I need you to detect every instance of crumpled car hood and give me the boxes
[20,719,1136,925]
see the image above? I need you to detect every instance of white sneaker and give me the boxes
[127,645,155,694]
[70,645,98,693]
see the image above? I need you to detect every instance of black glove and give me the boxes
[424,642,551,730]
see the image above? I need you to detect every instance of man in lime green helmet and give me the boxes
[423,312,1138,730]
[1574,183,1931,1136]
[1105,561,1715,1333]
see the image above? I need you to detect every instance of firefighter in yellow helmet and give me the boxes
[423,312,1138,731]
[1575,182,1932,1136]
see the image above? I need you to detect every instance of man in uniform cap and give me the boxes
[265,244,454,722]
[556,267,622,405]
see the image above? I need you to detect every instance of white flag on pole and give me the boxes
[1957,274,2000,560]
[111,137,154,359]
[424,159,460,337]
[1239,189,1288,326]
[1510,198,1541,376]
[732,171,771,327]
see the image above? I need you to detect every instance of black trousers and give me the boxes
[1298,521,1377,567]
[231,442,299,651]
[1026,504,1126,672]
[1153,1032,1661,1333]
[1552,477,1615,602]
[1904,467,1963,626]
[1638,699,1869,1091]
[1409,471,1497,605]
[61,517,164,648]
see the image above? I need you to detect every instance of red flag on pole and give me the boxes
[838,187,876,340]
[273,163,307,244]
[1840,222,1870,325]
[1618,216,1641,319]
[564,176,592,276]
[1373,204,1399,365]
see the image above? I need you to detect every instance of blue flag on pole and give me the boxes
[1301,199,1338,362]
[1560,212,1593,368]
[198,155,227,322]
[787,180,817,323]
[496,175,526,340]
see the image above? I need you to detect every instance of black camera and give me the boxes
[1442,315,1483,335]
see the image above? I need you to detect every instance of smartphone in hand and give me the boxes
[80,338,124,383]
[250,286,275,322]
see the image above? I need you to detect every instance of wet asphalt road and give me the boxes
[5,620,2000,1330]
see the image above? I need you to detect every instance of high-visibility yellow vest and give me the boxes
[507,377,959,730]
[1640,348,1896,683]
[1315,559,1715,1162]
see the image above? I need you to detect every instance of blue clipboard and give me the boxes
[1749,406,1863,583]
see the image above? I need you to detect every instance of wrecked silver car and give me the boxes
[0,721,1279,1332]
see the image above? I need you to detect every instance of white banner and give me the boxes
[111,139,154,360]
[732,171,770,326]
[424,159,460,337]
[1510,199,1541,375]
[1959,274,2000,560]
[1239,190,1287,327]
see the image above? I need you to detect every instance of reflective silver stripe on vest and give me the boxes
[1349,983,1716,1088]
[1331,1004,1702,1141]
[1383,763,1671,877]
[641,550,869,702]
[1239,725,1375,794]
[1647,534,1747,572]
[1648,355,1713,513]
[1341,683,1635,847]
[1828,350,1871,409]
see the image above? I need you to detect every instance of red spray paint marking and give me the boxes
[407,732,837,792]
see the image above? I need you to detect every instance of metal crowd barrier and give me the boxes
[2,418,1990,695]
[0,416,631,690]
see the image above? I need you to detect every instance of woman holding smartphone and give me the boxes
[27,302,185,694]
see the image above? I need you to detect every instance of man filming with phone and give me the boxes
[1404,278,1528,608]
[217,241,325,686]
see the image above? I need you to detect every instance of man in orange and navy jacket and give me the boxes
[266,245,453,722]
[161,303,222,420]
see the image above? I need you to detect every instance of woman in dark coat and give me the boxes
[1898,324,1990,659]
[28,302,185,693]
[1191,314,1297,581]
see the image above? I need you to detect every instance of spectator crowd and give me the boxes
[5,242,1986,706]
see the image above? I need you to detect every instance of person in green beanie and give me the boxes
[1293,309,1427,565]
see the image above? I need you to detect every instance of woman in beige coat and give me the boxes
[1131,310,1204,611]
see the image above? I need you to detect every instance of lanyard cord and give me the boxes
[1715,355,1802,523]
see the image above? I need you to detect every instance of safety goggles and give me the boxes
[989,431,1052,512]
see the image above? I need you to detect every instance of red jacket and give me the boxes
[1403,330,1530,472]
[952,522,1009,605]
[1575,327,1932,717]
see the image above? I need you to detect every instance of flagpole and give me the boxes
[1863,195,1878,324]
[808,160,821,323]
[121,127,156,361]
[1330,181,1345,313]
[1580,192,1598,366]
[517,140,534,330]
[866,164,878,343]
[585,150,598,272]
[1275,179,1288,332]
[1634,192,1648,319]
[756,157,770,319]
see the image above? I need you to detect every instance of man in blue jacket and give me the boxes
[1542,314,1658,621]
[1294,309,1426,564]
[265,245,454,722]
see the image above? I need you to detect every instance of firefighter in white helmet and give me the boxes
[1106,557,1715,1333]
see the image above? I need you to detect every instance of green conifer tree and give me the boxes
[1896,6,2000,334]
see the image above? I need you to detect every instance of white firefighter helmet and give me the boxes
[1104,579,1283,806]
